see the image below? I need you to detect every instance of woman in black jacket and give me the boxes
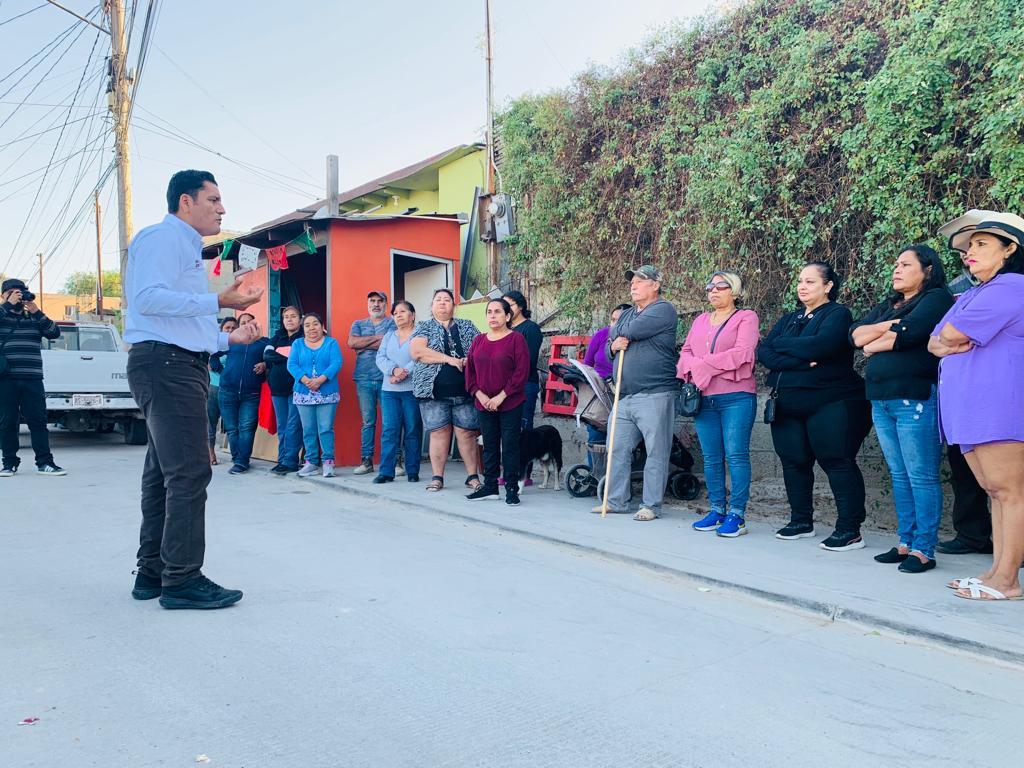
[264,306,304,474]
[850,246,952,573]
[757,261,871,551]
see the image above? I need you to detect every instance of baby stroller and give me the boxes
[549,359,701,502]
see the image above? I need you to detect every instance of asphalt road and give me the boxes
[4,433,1023,767]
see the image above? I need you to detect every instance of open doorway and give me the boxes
[392,250,453,314]
[276,249,328,333]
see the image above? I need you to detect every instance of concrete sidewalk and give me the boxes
[295,462,1024,666]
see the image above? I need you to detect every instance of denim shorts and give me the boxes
[419,396,479,433]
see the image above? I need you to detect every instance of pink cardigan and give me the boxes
[676,309,759,395]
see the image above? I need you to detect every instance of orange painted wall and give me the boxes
[328,217,461,467]
[235,265,269,331]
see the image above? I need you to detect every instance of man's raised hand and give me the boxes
[228,321,262,346]
[218,277,263,310]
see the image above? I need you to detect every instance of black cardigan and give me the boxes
[848,287,954,401]
[757,302,864,406]
[263,328,303,396]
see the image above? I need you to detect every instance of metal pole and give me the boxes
[484,0,498,289]
[95,191,104,316]
[37,253,44,315]
[108,0,133,306]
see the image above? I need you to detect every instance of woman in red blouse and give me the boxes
[465,298,530,505]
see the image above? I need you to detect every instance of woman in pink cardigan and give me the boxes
[677,271,760,538]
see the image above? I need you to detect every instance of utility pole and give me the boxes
[95,191,104,317]
[107,0,133,306]
[484,0,498,289]
[37,253,44,315]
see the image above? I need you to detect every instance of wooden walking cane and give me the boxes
[600,347,626,517]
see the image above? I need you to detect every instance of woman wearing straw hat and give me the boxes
[929,211,1024,601]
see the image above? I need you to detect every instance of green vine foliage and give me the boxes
[497,0,1024,328]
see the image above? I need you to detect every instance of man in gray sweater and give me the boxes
[594,265,678,520]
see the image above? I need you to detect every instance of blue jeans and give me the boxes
[271,394,303,470]
[693,391,756,515]
[356,380,383,460]
[872,390,943,558]
[380,390,422,478]
[586,424,606,469]
[296,403,337,464]
[218,389,260,468]
[207,385,220,447]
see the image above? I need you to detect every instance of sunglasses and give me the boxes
[705,281,731,292]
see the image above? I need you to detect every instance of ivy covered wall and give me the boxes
[498,0,1024,328]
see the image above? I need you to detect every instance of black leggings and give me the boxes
[478,403,523,491]
[770,397,872,533]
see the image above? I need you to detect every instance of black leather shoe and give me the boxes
[936,538,992,555]
[874,547,909,564]
[372,475,394,484]
[131,570,161,600]
[159,575,243,610]
[407,474,419,483]
[899,556,937,574]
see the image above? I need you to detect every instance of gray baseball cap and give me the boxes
[625,264,662,282]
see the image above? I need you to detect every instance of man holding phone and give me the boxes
[0,278,63,477]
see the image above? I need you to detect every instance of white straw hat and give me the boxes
[938,209,1024,252]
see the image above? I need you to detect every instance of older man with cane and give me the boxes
[593,265,679,520]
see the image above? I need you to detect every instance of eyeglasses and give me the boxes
[705,282,731,292]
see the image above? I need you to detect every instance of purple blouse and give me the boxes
[583,326,612,378]
[933,273,1024,446]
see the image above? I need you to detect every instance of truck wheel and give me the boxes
[123,419,148,445]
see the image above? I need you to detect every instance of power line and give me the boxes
[0,3,47,28]
[152,43,317,185]
[3,17,106,274]
[0,15,79,90]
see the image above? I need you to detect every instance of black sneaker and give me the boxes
[0,465,16,478]
[270,463,296,475]
[131,570,162,600]
[37,463,66,476]
[228,464,248,475]
[407,474,420,483]
[820,530,865,552]
[936,537,993,555]
[159,575,243,610]
[372,475,394,484]
[466,486,500,501]
[775,522,815,540]
[505,486,521,506]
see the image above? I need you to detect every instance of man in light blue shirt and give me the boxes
[125,169,262,611]
[347,291,396,474]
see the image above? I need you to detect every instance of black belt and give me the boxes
[137,340,210,364]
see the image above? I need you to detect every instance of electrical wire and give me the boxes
[0,4,47,27]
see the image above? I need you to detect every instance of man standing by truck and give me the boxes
[0,278,64,477]
[124,170,263,610]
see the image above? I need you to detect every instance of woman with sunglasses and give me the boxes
[677,272,759,537]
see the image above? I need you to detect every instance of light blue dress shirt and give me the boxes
[124,214,229,354]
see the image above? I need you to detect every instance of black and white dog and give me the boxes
[519,425,563,490]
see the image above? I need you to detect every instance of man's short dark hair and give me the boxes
[167,170,218,213]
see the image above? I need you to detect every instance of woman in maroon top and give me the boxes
[465,298,530,505]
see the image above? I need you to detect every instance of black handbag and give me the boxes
[763,373,781,424]
[678,311,737,417]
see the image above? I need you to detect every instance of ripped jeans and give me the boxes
[871,387,942,559]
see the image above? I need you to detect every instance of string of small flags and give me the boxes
[212,228,317,276]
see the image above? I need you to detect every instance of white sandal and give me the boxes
[954,582,1024,601]
[946,577,982,590]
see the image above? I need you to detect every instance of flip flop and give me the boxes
[946,577,982,590]
[954,582,1024,601]
[633,507,659,522]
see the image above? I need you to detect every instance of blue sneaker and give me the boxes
[716,513,747,538]
[692,510,725,532]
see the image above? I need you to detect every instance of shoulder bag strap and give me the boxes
[708,310,738,353]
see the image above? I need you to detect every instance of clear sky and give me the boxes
[0,0,717,292]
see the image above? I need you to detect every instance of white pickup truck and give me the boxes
[41,321,147,445]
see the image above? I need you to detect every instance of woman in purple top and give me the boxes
[465,299,530,506]
[929,212,1024,601]
[583,304,630,380]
